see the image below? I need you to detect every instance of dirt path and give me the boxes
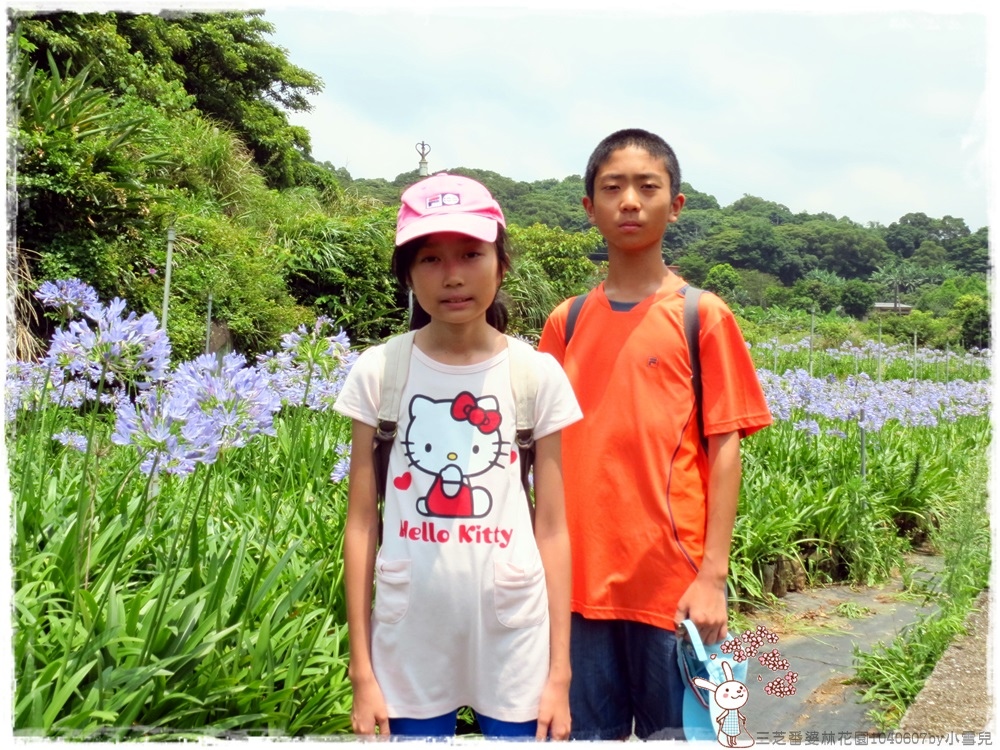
[732,554,992,740]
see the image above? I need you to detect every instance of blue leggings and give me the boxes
[390,711,536,739]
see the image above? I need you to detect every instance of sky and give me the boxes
[254,0,995,232]
[3,0,996,231]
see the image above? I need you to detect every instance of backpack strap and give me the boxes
[507,336,539,525]
[679,284,707,452]
[374,331,416,544]
[564,292,589,347]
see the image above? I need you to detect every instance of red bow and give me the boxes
[451,392,502,434]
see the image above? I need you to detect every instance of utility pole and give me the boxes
[161,225,176,329]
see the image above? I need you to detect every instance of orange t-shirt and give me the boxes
[538,275,772,631]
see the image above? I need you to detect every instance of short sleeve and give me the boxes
[698,296,773,439]
[530,350,583,440]
[538,299,572,364]
[332,344,385,427]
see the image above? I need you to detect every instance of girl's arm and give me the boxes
[343,419,389,736]
[531,431,572,741]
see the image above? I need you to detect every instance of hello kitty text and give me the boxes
[399,520,514,548]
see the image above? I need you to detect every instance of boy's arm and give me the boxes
[532,431,572,740]
[674,430,741,646]
[343,420,390,736]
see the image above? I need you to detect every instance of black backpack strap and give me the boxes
[679,284,706,452]
[564,292,589,347]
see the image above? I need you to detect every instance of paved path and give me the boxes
[730,553,969,742]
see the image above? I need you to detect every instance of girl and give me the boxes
[333,173,580,740]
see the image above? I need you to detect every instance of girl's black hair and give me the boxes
[391,226,512,333]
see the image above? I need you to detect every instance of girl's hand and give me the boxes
[535,674,571,740]
[350,674,390,737]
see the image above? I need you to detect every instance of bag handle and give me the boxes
[679,618,709,662]
[677,619,713,711]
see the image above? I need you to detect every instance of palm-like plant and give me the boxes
[871,260,927,310]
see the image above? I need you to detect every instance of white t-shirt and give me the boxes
[334,335,582,721]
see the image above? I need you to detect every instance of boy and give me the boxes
[538,129,772,740]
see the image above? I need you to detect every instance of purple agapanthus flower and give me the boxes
[34,278,99,320]
[53,430,88,452]
[113,391,203,477]
[41,296,171,395]
[758,362,990,435]
[256,317,355,410]
[330,452,351,483]
[112,352,283,475]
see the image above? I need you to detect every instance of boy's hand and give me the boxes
[350,674,390,737]
[675,574,728,646]
[536,674,571,740]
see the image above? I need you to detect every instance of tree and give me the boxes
[840,279,878,320]
[871,260,926,309]
[675,253,710,288]
[916,276,986,317]
[946,227,989,275]
[802,269,846,289]
[790,278,839,314]
[777,221,882,283]
[816,225,887,279]
[951,294,990,350]
[727,194,794,225]
[735,269,780,308]
[663,209,722,256]
[16,10,325,189]
[882,212,935,258]
[703,263,741,302]
[679,182,720,210]
[933,215,971,249]
[12,49,168,302]
[507,224,604,302]
[910,240,948,268]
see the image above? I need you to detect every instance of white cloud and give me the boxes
[267,3,992,228]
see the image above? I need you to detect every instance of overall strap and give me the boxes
[374,331,416,543]
[377,330,416,435]
[507,336,539,525]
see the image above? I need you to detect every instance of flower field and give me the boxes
[7,281,991,737]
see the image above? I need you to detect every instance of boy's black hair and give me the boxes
[584,128,682,202]
[391,225,511,333]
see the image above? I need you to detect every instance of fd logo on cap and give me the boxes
[426,192,461,208]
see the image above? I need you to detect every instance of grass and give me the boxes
[851,451,990,730]
[833,602,875,619]
[9,308,990,737]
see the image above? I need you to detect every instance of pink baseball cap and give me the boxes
[396,173,506,246]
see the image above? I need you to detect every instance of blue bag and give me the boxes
[676,618,749,742]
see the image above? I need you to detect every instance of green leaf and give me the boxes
[43,659,97,729]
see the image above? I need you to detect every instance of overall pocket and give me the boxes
[373,558,411,624]
[493,560,547,629]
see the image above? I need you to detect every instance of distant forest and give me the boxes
[333,165,989,285]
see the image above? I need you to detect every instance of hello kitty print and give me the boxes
[403,391,513,520]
